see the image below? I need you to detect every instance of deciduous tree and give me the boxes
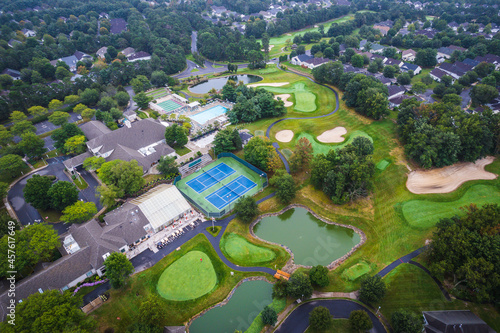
[349,310,373,333]
[290,137,313,173]
[269,170,296,204]
[47,181,79,211]
[133,92,152,109]
[139,295,165,327]
[61,201,97,224]
[98,160,144,195]
[233,196,258,223]
[359,275,386,303]
[18,132,46,159]
[287,271,313,299]
[10,120,36,136]
[0,154,25,178]
[64,135,87,155]
[157,156,179,175]
[309,306,333,331]
[48,111,70,126]
[261,305,277,326]
[309,265,329,287]
[104,252,134,288]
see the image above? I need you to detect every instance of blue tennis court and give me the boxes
[186,163,236,193]
[205,175,257,210]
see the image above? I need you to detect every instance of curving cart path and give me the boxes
[265,67,340,173]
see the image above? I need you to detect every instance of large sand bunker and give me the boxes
[276,130,294,143]
[406,157,497,194]
[247,82,289,88]
[317,127,347,143]
[261,44,274,51]
[274,94,293,107]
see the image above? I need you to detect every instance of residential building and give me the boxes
[63,119,175,174]
[474,54,500,70]
[121,47,136,58]
[388,85,406,99]
[402,49,416,62]
[239,132,253,146]
[8,39,22,48]
[429,68,449,82]
[384,58,403,67]
[400,62,422,74]
[423,311,495,333]
[1,68,21,80]
[303,57,331,69]
[290,54,314,66]
[110,18,127,34]
[127,51,152,62]
[96,46,108,59]
[21,28,36,37]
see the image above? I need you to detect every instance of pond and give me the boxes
[254,208,361,266]
[189,75,262,94]
[189,280,272,333]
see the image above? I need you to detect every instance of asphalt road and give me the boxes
[191,31,197,53]
[275,300,386,333]
[7,157,100,235]
[124,86,137,112]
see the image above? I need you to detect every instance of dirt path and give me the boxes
[406,156,497,194]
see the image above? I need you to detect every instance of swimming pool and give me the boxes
[189,105,228,124]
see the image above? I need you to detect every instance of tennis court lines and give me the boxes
[158,100,183,112]
[205,175,257,210]
[186,163,236,193]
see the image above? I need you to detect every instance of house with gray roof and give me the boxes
[2,68,21,80]
[423,310,494,333]
[64,119,175,174]
[127,51,152,62]
[290,54,314,66]
[110,18,127,34]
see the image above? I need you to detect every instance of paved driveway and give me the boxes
[43,136,55,151]
[12,112,81,143]
[77,167,103,211]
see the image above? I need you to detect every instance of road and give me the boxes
[124,86,137,112]
[7,157,100,235]
[275,300,386,333]
[191,31,197,53]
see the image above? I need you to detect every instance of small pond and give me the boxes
[254,208,360,266]
[189,75,262,94]
[189,280,272,333]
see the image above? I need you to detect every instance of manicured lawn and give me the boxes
[376,159,390,171]
[157,250,217,301]
[191,68,199,73]
[91,234,268,331]
[220,233,276,265]
[304,319,350,333]
[206,225,221,237]
[73,175,88,190]
[401,184,500,228]
[143,174,165,183]
[377,264,500,331]
[255,130,265,136]
[281,148,293,160]
[258,81,317,112]
[245,297,288,333]
[341,261,372,281]
[295,130,372,155]
[38,209,62,223]
[136,110,148,119]
[174,145,191,156]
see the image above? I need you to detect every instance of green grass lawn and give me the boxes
[377,264,500,331]
[174,145,191,156]
[245,297,288,333]
[73,175,88,190]
[206,226,222,237]
[376,159,390,171]
[304,319,350,333]
[295,130,372,155]
[92,234,269,331]
[191,68,199,73]
[136,110,148,119]
[341,261,372,281]
[220,233,276,265]
[255,130,265,136]
[258,82,317,112]
[401,184,500,228]
[157,250,217,301]
[38,209,62,223]
[281,148,293,160]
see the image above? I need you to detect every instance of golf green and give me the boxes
[402,185,500,229]
[221,233,276,265]
[376,159,390,171]
[259,82,316,112]
[296,131,373,155]
[157,251,217,301]
[341,262,371,281]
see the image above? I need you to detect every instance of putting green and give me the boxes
[402,185,500,229]
[341,262,371,281]
[296,131,373,155]
[376,159,390,171]
[258,82,317,112]
[221,233,276,265]
[157,251,217,301]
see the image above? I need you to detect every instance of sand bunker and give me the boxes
[247,82,289,88]
[276,130,294,143]
[317,127,347,143]
[274,94,293,107]
[261,44,274,51]
[406,156,497,194]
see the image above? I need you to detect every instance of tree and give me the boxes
[0,223,60,278]
[383,65,396,78]
[397,73,411,85]
[287,271,313,299]
[309,265,329,287]
[48,99,63,110]
[82,108,96,120]
[139,294,165,327]
[18,132,46,159]
[349,310,373,333]
[359,275,386,303]
[51,123,85,152]
[64,95,80,105]
[471,84,498,105]
[23,174,52,210]
[98,96,118,111]
[157,156,179,175]
[352,137,374,156]
[415,48,437,67]
[98,160,144,195]
[10,110,28,123]
[0,74,13,89]
[48,111,70,126]
[290,137,313,173]
[83,156,106,171]
[0,182,7,200]
[309,306,333,331]
[0,289,96,332]
[164,123,188,147]
[411,82,427,94]
[213,128,242,155]
[244,136,275,172]
[391,310,423,333]
[126,323,162,333]
[442,94,462,106]
[351,54,364,68]
[131,75,152,93]
[80,88,100,105]
[0,154,25,178]
[47,181,79,211]
[115,91,130,107]
[104,252,134,288]
[261,305,277,326]
[133,92,152,109]
[73,103,87,113]
[97,185,120,207]
[269,170,296,204]
[262,33,270,60]
[0,212,19,239]
[0,125,12,146]
[61,201,97,224]
[64,135,87,155]
[11,120,36,136]
[151,71,169,87]
[27,105,48,117]
[475,62,494,78]
[233,195,258,223]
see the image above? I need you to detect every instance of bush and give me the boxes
[309,265,329,287]
[349,310,373,332]
[309,306,333,331]
[261,305,278,326]
[359,275,386,303]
